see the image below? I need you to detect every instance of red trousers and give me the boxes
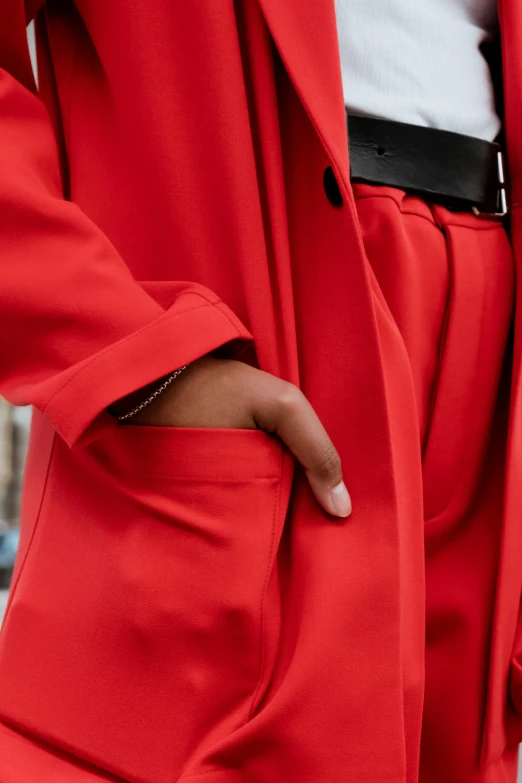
[355,184,517,781]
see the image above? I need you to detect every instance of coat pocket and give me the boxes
[0,425,286,783]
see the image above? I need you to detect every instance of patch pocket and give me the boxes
[0,425,286,783]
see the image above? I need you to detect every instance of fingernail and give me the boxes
[329,481,352,517]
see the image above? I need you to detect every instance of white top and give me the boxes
[334,0,501,141]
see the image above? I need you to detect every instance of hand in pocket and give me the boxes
[112,356,352,519]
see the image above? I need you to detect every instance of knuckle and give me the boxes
[276,383,305,414]
[315,444,342,482]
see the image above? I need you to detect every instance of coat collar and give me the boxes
[257,0,350,190]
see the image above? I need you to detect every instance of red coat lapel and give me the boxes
[256,0,350,188]
[0,0,36,90]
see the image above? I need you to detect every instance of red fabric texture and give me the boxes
[1,1,522,781]
[0,6,252,447]
[354,184,515,782]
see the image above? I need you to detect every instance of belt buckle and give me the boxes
[472,150,509,219]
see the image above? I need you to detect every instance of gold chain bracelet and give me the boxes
[116,365,188,422]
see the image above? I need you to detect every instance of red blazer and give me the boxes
[0,1,521,782]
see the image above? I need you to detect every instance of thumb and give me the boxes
[305,450,352,519]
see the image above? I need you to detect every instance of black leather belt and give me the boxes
[347,113,508,217]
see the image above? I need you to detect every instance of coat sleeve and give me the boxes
[0,2,252,447]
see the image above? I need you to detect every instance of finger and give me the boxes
[253,382,352,518]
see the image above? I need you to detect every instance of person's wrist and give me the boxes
[108,371,177,418]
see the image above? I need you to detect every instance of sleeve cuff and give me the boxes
[40,289,252,447]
